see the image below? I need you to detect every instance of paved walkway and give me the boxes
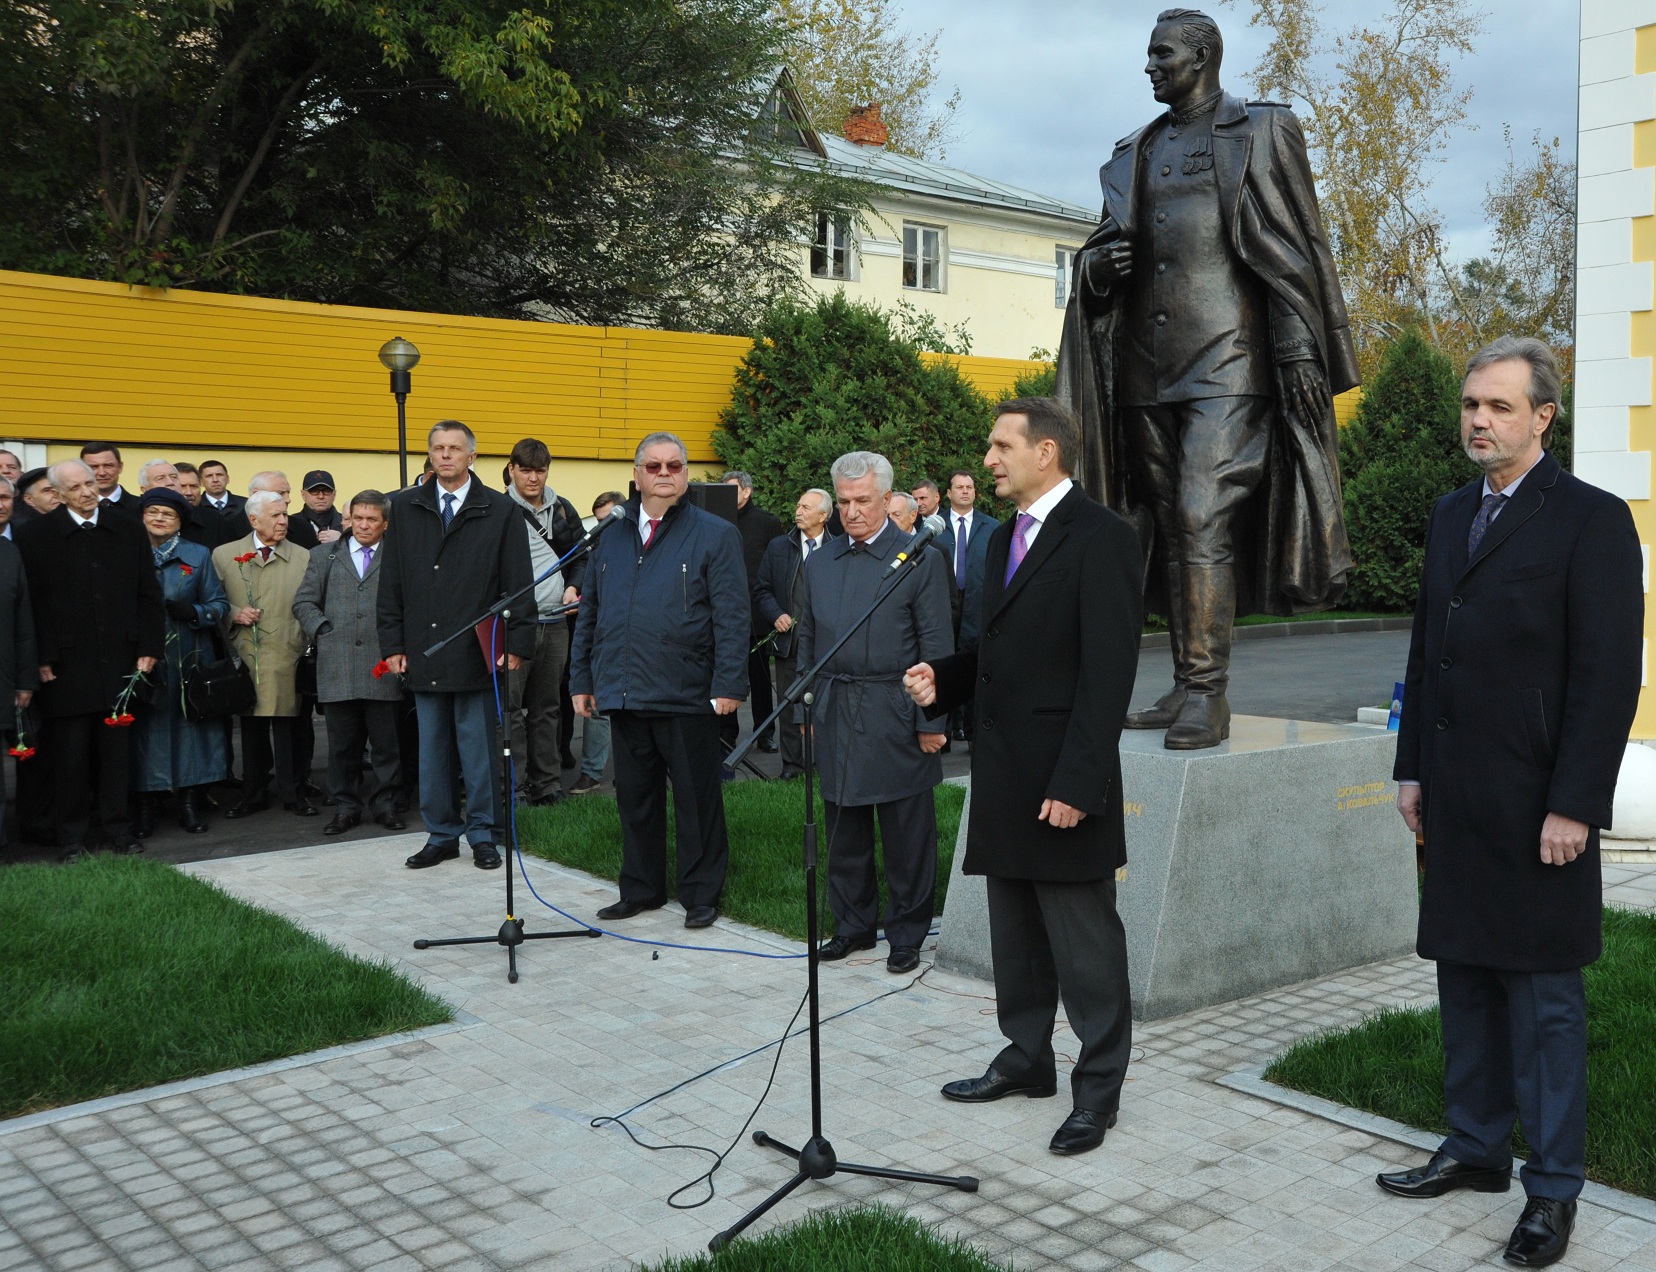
[2,839,1654,1272]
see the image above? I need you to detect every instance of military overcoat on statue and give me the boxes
[1056,92,1359,617]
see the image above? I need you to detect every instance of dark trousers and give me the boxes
[395,693,420,806]
[1438,960,1588,1202]
[611,711,728,909]
[507,622,568,801]
[293,696,317,786]
[986,875,1133,1113]
[824,791,936,950]
[47,713,132,846]
[558,616,577,764]
[415,690,499,848]
[240,716,297,804]
[773,655,803,774]
[720,648,776,748]
[325,699,402,816]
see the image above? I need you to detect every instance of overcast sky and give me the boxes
[893,0,1579,259]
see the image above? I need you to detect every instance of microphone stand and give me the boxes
[710,538,978,1252]
[411,532,609,983]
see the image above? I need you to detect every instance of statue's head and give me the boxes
[1147,8,1223,106]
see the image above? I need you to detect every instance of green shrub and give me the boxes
[1339,330,1476,610]
[713,294,996,519]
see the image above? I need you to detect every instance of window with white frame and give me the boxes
[811,212,853,280]
[1055,246,1080,308]
[902,223,944,291]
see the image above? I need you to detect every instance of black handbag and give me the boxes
[183,625,258,722]
[294,548,338,699]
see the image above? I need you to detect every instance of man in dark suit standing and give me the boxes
[380,423,535,871]
[198,459,246,520]
[0,478,37,850]
[753,487,835,781]
[80,442,139,520]
[1379,338,1643,1268]
[934,470,999,735]
[905,398,1142,1156]
[722,471,784,757]
[18,460,165,859]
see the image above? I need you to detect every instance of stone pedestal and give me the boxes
[936,715,1419,1020]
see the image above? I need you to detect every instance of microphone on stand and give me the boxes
[883,513,948,577]
[577,504,629,547]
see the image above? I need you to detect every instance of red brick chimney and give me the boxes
[844,103,888,147]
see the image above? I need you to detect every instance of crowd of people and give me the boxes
[0,429,1005,875]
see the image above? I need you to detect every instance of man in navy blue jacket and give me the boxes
[1380,338,1643,1269]
[570,432,749,928]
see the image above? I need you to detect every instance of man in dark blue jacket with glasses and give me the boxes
[570,432,749,928]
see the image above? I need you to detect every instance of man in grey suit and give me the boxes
[294,490,406,836]
[796,452,953,974]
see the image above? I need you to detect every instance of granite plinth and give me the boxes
[936,715,1420,1019]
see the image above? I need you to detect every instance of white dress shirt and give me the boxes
[352,537,377,578]
[800,532,825,560]
[1017,478,1075,549]
[435,476,472,521]
[68,507,99,530]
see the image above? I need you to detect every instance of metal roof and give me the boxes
[816,133,1098,226]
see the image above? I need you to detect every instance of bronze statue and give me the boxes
[1055,7,1357,749]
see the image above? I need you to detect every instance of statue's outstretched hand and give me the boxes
[1280,360,1331,423]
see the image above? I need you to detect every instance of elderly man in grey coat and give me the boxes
[293,490,406,836]
[796,451,953,974]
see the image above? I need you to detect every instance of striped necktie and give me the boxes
[1467,492,1505,557]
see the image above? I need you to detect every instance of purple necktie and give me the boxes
[1004,512,1036,585]
[360,545,373,577]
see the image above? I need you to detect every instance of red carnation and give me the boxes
[7,745,33,761]
[371,660,391,679]
[179,563,193,576]
[118,713,136,726]
[103,715,121,728]
[234,551,257,564]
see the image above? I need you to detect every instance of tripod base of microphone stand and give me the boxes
[413,917,600,983]
[707,1130,978,1251]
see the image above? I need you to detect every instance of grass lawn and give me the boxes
[641,1205,1006,1270]
[0,856,451,1119]
[516,779,966,942]
[1143,608,1408,633]
[1265,906,1656,1199]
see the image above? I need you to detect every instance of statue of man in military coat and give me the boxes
[1055,7,1359,748]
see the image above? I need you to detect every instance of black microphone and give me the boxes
[578,504,629,546]
[884,513,947,576]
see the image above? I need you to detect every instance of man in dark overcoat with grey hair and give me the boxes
[797,451,953,975]
[1381,337,1643,1269]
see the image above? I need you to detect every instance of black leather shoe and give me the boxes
[131,796,155,840]
[887,946,920,973]
[299,779,326,801]
[941,1065,1058,1103]
[374,811,407,831]
[1377,1151,1512,1199]
[224,798,269,819]
[284,797,318,817]
[406,842,460,869]
[323,812,360,836]
[57,845,90,864]
[177,791,207,834]
[756,737,779,753]
[1050,1107,1118,1156]
[1504,1197,1575,1267]
[472,843,502,869]
[107,834,144,856]
[526,790,566,808]
[596,897,666,920]
[818,933,876,961]
[684,905,718,928]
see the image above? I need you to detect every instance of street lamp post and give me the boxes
[377,337,422,488]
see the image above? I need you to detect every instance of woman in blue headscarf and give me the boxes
[131,487,230,835]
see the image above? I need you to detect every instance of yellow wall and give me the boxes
[0,268,1050,515]
[1627,23,1656,738]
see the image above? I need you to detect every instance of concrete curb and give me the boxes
[1218,1066,1656,1227]
[1140,615,1414,649]
[0,1013,481,1138]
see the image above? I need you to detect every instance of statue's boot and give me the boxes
[1165,564,1234,750]
[1125,559,1188,729]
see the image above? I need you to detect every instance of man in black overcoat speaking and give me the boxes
[1380,338,1643,1269]
[905,398,1143,1156]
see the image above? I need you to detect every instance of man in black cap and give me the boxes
[293,471,345,544]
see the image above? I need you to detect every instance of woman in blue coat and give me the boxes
[131,488,231,834]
